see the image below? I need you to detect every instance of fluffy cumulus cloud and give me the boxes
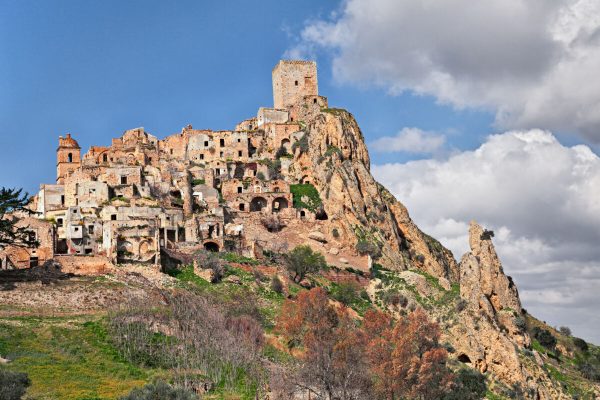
[292,0,600,141]
[372,130,600,343]
[370,127,445,154]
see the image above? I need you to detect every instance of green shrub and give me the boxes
[355,240,382,259]
[558,326,572,336]
[532,327,557,350]
[289,184,322,212]
[577,362,600,381]
[480,229,494,240]
[443,369,487,400]
[291,134,309,153]
[573,337,589,352]
[0,369,31,400]
[270,275,284,294]
[284,245,327,283]
[120,381,198,400]
[331,281,361,306]
[256,172,265,181]
[275,146,291,159]
[332,228,340,238]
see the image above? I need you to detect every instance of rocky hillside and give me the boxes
[1,107,599,399]
[290,107,599,399]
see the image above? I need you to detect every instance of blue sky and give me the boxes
[1,0,495,193]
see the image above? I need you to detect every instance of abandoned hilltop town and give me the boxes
[0,60,366,273]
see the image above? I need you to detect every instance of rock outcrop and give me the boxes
[460,221,529,347]
[295,110,458,281]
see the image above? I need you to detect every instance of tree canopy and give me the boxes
[0,188,38,249]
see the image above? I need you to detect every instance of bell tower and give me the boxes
[56,133,81,184]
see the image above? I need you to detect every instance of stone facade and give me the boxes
[6,60,359,270]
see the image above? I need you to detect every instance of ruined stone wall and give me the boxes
[36,184,65,214]
[272,60,318,109]
[0,217,55,269]
[257,108,289,127]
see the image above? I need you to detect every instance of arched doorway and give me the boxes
[272,197,288,213]
[204,241,220,252]
[250,197,267,212]
[281,138,291,152]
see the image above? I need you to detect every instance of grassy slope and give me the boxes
[0,315,152,400]
[1,258,598,399]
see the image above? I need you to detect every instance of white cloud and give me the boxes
[293,0,600,141]
[372,130,600,343]
[370,127,445,154]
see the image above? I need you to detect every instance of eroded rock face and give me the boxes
[448,221,551,396]
[460,221,529,347]
[295,110,458,281]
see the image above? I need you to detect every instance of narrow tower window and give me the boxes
[68,153,73,163]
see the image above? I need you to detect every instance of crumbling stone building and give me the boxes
[1,60,343,271]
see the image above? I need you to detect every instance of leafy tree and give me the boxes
[0,188,38,249]
[277,288,371,399]
[120,381,198,400]
[0,369,31,400]
[331,281,361,306]
[277,290,455,400]
[284,245,327,283]
[559,326,572,336]
[363,309,454,400]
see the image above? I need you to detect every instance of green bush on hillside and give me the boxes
[290,184,322,212]
[120,381,198,400]
[284,245,327,283]
[0,369,31,400]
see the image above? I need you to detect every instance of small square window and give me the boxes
[238,151,242,157]
[237,187,242,193]
[111,214,117,221]
[294,80,298,86]
[220,139,225,146]
[88,225,94,234]
[200,154,204,160]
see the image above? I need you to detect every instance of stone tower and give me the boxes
[56,133,81,184]
[272,60,318,110]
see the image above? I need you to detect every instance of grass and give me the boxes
[165,265,210,288]
[0,316,157,400]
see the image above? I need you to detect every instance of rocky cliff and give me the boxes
[291,108,591,399]
[296,109,458,281]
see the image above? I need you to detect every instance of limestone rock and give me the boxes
[338,257,349,264]
[438,276,451,291]
[308,231,327,243]
[328,247,339,255]
[224,275,242,285]
[398,271,435,298]
[449,221,533,392]
[299,110,458,281]
[194,267,213,283]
